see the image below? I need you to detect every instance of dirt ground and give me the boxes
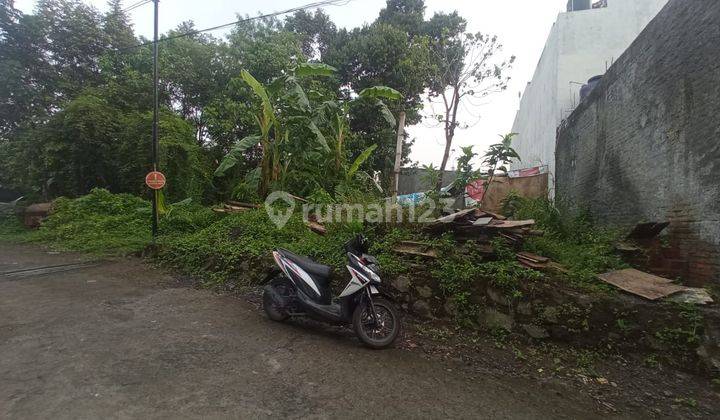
[0,244,717,419]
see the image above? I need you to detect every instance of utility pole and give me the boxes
[391,111,406,202]
[151,0,160,240]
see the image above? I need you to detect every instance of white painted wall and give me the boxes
[510,0,668,193]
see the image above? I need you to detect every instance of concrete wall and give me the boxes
[397,168,456,195]
[511,0,668,188]
[556,0,720,286]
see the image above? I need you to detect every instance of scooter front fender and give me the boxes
[368,282,398,302]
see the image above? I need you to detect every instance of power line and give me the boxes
[117,0,354,51]
[122,0,152,13]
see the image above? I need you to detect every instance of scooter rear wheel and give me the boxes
[352,298,400,349]
[263,278,292,322]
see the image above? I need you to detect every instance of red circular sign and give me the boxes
[145,171,166,190]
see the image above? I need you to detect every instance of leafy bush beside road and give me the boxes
[1,190,627,303]
[36,189,152,254]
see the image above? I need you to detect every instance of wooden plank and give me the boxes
[433,208,476,224]
[226,200,260,209]
[393,242,439,258]
[517,251,549,263]
[499,232,523,244]
[487,219,535,229]
[473,217,493,226]
[476,209,507,220]
[518,258,547,270]
[305,220,326,235]
[596,268,685,300]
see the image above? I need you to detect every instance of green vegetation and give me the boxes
[503,193,626,290]
[1,188,541,305]
[644,354,660,368]
[156,211,366,285]
[212,65,399,201]
[37,189,151,254]
[655,302,704,350]
[674,397,699,409]
[432,238,543,325]
[0,212,38,243]
[1,0,512,202]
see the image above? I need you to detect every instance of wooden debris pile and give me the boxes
[212,201,260,213]
[426,207,540,245]
[390,207,565,273]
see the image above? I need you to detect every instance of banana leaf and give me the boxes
[359,86,403,100]
[213,135,261,177]
[295,62,337,77]
[347,144,377,181]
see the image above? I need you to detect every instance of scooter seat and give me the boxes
[278,249,332,283]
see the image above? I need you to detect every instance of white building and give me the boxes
[510,0,669,190]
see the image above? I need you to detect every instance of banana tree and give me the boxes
[214,63,332,197]
[314,85,401,178]
[214,62,402,199]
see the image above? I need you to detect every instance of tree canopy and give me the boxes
[0,0,513,203]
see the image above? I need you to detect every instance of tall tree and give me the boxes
[427,29,515,191]
[377,0,425,36]
[103,0,134,50]
[161,22,227,144]
[324,22,430,185]
[204,19,305,154]
[0,0,52,136]
[35,0,107,100]
[284,9,336,61]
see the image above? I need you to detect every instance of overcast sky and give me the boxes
[15,0,569,168]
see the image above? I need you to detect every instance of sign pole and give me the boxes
[151,0,160,240]
[391,111,406,203]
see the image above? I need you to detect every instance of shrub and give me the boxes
[155,210,367,285]
[36,188,151,254]
[159,203,219,234]
[0,212,37,243]
[503,194,626,289]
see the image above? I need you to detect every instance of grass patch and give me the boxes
[155,210,366,285]
[503,193,626,291]
[6,190,626,300]
[432,238,543,325]
[0,213,38,243]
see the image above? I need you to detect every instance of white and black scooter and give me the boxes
[262,235,401,349]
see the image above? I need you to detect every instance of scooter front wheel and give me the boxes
[352,298,400,349]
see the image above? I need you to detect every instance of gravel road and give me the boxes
[0,244,616,419]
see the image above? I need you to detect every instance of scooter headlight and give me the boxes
[366,266,381,282]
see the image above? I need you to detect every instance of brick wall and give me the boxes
[555,0,720,286]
